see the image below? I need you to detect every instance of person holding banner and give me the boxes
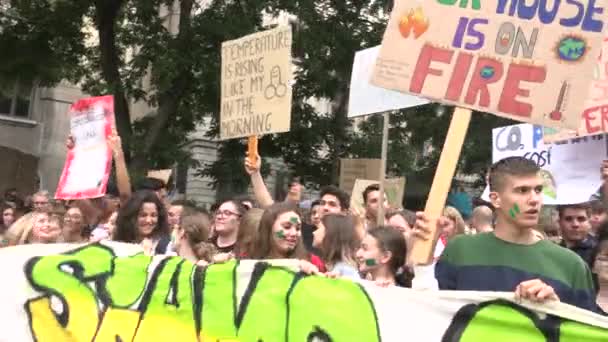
[414,157,598,312]
[113,191,171,255]
[249,202,325,273]
[356,226,407,287]
[318,213,361,281]
[172,213,216,265]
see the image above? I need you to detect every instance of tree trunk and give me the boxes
[130,0,194,172]
[329,85,349,185]
[94,0,132,161]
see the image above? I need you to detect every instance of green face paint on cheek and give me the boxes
[364,258,377,266]
[509,203,521,219]
[275,230,286,239]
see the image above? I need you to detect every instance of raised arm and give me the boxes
[108,131,132,203]
[245,154,274,208]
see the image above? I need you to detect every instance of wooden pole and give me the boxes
[377,112,390,227]
[247,136,259,164]
[408,107,472,265]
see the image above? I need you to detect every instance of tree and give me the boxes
[202,0,392,193]
[0,0,270,178]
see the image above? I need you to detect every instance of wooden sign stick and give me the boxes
[408,107,472,265]
[247,136,259,165]
[377,112,390,227]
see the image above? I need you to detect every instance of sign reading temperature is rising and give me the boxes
[371,0,608,130]
[220,26,293,140]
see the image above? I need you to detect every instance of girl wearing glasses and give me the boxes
[114,190,171,255]
[249,202,325,273]
[211,200,246,255]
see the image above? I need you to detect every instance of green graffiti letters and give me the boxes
[22,245,608,341]
[25,244,115,341]
[22,245,381,341]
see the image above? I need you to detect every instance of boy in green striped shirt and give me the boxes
[414,157,599,312]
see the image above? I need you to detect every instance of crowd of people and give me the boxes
[1,151,608,316]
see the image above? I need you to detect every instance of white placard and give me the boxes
[348,46,428,118]
[482,124,607,205]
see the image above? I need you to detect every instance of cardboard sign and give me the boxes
[147,169,172,184]
[55,96,114,200]
[482,123,607,205]
[350,178,406,214]
[371,1,608,130]
[339,159,382,193]
[544,38,608,142]
[2,243,608,341]
[348,46,428,117]
[220,26,293,140]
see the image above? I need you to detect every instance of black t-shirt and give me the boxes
[210,236,236,254]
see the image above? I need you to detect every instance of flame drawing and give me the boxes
[398,7,429,39]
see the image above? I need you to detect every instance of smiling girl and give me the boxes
[114,191,171,255]
[249,203,325,272]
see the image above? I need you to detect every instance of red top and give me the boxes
[309,253,326,273]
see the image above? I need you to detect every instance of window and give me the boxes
[0,78,33,118]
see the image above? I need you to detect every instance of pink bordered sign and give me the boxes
[55,96,114,200]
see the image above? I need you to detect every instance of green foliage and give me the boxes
[1,0,512,197]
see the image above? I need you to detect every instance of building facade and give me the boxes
[0,81,84,197]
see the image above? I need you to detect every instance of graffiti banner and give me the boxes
[1,243,608,341]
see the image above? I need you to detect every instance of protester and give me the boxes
[592,222,608,313]
[356,226,407,287]
[90,211,117,242]
[172,213,215,264]
[29,212,61,243]
[301,199,321,253]
[210,199,245,254]
[319,214,361,280]
[6,212,59,245]
[49,201,67,223]
[319,185,350,216]
[415,157,598,311]
[386,210,415,234]
[233,208,264,258]
[31,191,51,213]
[5,214,35,245]
[3,188,19,206]
[541,220,562,244]
[470,205,494,233]
[0,202,16,233]
[60,204,90,243]
[442,206,466,241]
[114,190,171,255]
[362,183,388,230]
[558,203,596,269]
[249,202,325,273]
[590,200,608,237]
[168,200,197,227]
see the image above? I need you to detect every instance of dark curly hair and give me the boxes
[114,190,169,243]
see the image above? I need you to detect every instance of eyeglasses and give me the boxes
[216,210,241,218]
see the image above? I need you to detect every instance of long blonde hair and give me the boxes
[5,213,36,245]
